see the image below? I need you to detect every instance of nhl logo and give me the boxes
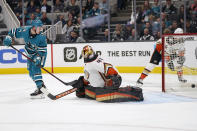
[64,47,77,62]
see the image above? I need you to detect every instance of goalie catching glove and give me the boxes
[104,74,122,90]
[72,76,87,98]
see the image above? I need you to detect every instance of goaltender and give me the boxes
[71,45,143,102]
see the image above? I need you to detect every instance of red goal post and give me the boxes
[162,33,197,92]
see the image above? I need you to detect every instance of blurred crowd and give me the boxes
[5,0,197,43]
[128,0,197,41]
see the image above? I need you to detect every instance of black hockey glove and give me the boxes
[72,76,85,98]
[105,75,122,90]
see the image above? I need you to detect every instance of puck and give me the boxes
[191,84,195,88]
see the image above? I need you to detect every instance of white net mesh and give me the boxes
[163,34,197,92]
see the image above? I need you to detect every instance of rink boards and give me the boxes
[0,42,196,74]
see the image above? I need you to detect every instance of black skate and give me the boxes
[30,88,45,99]
[135,78,143,87]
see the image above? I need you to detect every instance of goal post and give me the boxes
[162,33,197,92]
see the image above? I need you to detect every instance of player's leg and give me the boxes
[177,67,187,83]
[136,49,161,87]
[29,62,46,99]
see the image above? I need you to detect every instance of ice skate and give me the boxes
[30,88,45,99]
[135,78,143,87]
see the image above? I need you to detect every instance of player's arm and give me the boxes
[3,27,29,46]
[8,27,29,39]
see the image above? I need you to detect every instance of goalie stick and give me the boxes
[10,45,72,86]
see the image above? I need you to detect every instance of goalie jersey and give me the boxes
[8,26,47,58]
[84,54,119,87]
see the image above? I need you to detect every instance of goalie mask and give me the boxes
[81,45,96,61]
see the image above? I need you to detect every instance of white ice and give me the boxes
[0,73,197,131]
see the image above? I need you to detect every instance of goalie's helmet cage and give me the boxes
[162,33,197,92]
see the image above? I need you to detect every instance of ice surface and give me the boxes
[0,73,197,131]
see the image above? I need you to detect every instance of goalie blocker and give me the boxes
[72,76,144,103]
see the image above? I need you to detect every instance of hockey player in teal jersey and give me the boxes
[3,20,48,99]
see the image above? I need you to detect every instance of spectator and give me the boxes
[112,24,124,42]
[161,12,171,28]
[154,31,161,40]
[141,0,151,22]
[75,17,81,28]
[102,29,110,42]
[140,28,154,41]
[178,5,185,28]
[67,12,77,24]
[117,0,126,10]
[27,0,36,14]
[99,0,108,14]
[190,11,197,32]
[152,18,160,37]
[53,0,64,5]
[54,0,64,13]
[151,0,160,17]
[62,19,75,39]
[26,13,36,25]
[41,0,51,13]
[27,0,41,8]
[14,1,22,14]
[186,20,196,33]
[40,12,51,25]
[89,2,101,16]
[162,0,177,20]
[190,0,197,12]
[85,0,94,11]
[35,7,42,18]
[169,21,178,33]
[161,21,167,33]
[66,0,80,17]
[123,24,132,40]
[130,7,141,24]
[128,29,138,41]
[16,12,22,25]
[68,29,85,43]
[54,14,67,27]
[140,21,152,37]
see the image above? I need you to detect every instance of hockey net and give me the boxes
[162,33,197,92]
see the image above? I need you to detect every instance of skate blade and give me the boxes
[30,94,45,99]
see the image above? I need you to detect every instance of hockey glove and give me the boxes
[34,56,42,66]
[3,35,12,46]
[105,75,122,90]
[72,76,86,98]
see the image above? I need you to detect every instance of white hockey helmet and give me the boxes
[174,28,183,34]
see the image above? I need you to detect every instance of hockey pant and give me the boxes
[27,59,43,88]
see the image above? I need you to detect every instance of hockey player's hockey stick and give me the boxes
[40,87,77,100]
[10,45,74,86]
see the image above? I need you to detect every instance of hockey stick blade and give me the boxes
[40,87,77,100]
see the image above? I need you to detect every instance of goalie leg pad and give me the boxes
[84,85,144,102]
